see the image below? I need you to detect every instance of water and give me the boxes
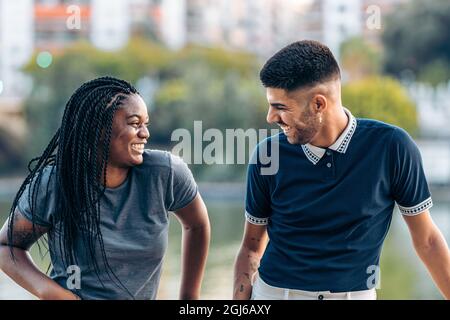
[0,185,448,300]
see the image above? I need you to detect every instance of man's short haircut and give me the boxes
[260,40,341,91]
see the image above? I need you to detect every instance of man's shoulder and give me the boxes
[255,132,286,148]
[356,118,398,132]
[356,118,417,149]
[251,132,286,160]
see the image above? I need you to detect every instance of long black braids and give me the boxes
[7,76,138,298]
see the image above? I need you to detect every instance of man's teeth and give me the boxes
[131,143,145,151]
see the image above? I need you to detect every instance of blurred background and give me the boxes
[0,0,449,299]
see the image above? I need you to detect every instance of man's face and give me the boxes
[266,87,322,145]
[108,94,150,168]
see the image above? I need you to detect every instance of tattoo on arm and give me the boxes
[10,230,40,250]
[2,210,48,250]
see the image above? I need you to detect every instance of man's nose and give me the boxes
[266,107,279,124]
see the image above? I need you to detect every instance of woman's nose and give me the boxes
[139,125,150,139]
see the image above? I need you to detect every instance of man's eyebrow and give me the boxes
[270,103,287,107]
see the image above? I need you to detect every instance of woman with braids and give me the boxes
[0,76,210,300]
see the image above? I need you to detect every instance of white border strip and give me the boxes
[398,197,433,216]
[245,211,269,225]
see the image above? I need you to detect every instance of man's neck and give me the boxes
[309,106,348,149]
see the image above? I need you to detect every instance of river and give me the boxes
[0,182,448,300]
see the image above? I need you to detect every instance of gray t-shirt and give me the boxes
[17,150,198,300]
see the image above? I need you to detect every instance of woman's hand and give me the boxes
[0,209,81,300]
[39,287,81,300]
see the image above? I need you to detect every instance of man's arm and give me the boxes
[403,210,450,299]
[0,209,79,300]
[233,221,268,300]
[174,193,210,300]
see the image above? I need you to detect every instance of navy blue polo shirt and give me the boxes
[245,108,433,292]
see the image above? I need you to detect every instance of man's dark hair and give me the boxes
[260,40,341,91]
[8,76,138,298]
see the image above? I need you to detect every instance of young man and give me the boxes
[233,40,450,300]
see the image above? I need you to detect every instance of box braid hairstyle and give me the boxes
[7,76,138,298]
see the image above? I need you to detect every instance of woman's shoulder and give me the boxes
[139,149,190,175]
[140,149,173,170]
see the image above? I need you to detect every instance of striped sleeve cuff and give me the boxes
[397,197,433,216]
[245,211,269,225]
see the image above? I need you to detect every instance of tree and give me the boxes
[342,77,418,135]
[21,38,268,181]
[22,39,173,159]
[382,0,450,85]
[340,37,381,81]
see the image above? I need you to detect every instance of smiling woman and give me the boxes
[0,76,210,300]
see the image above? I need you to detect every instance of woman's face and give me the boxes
[108,94,150,168]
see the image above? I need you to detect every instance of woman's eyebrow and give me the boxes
[126,114,140,119]
[126,114,149,120]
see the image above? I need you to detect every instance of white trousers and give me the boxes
[251,274,377,300]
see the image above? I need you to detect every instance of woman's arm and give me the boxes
[0,209,79,300]
[173,193,210,300]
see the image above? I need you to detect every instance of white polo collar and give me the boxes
[301,108,357,165]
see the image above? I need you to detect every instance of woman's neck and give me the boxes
[102,165,129,188]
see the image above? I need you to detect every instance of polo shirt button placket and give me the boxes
[318,294,324,300]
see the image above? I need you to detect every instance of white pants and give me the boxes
[251,274,377,300]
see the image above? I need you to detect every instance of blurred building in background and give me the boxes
[2,0,449,176]
[0,0,34,100]
[2,0,416,102]
[34,0,90,51]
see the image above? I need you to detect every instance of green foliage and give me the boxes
[417,59,450,87]
[382,0,450,85]
[342,77,418,135]
[21,38,268,180]
[0,128,24,175]
[21,37,420,181]
[377,232,417,299]
[340,37,381,80]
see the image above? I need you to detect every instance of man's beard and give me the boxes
[286,113,320,145]
[286,126,318,145]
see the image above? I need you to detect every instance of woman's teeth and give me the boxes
[131,143,145,153]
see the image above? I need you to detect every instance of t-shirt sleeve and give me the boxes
[390,127,433,216]
[245,146,271,225]
[16,166,56,227]
[165,154,198,212]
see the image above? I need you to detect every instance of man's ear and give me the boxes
[313,94,327,113]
